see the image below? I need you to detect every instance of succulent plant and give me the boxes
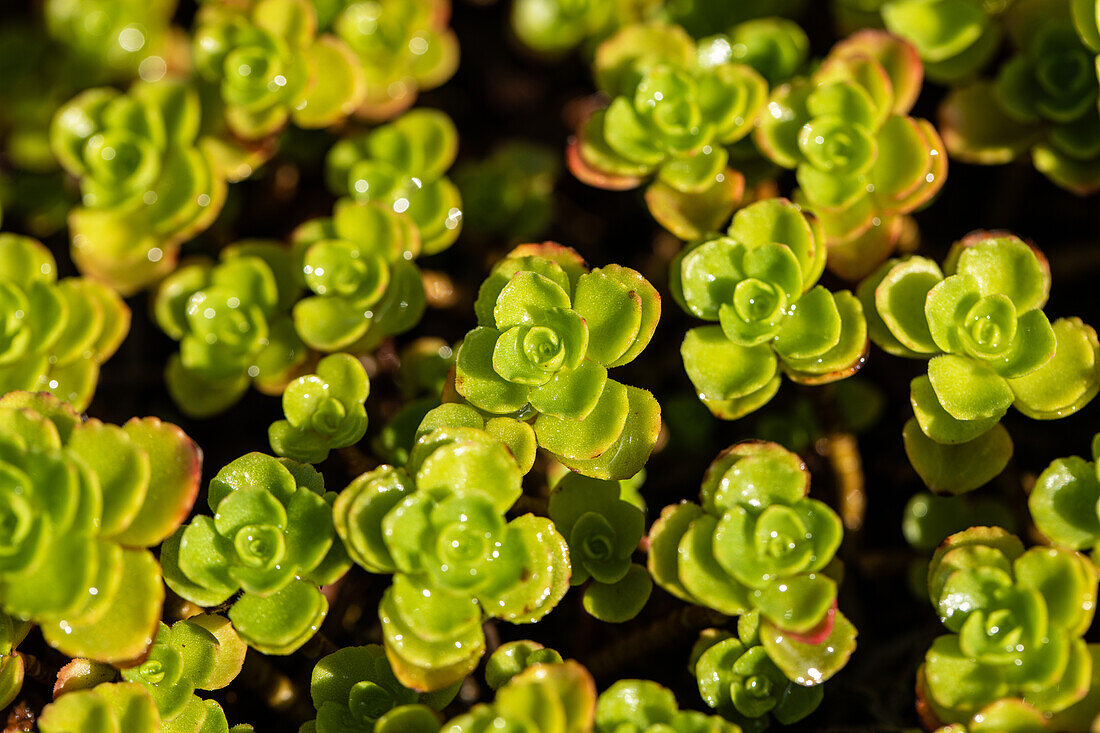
[918,527,1098,726]
[444,658,596,733]
[690,620,822,730]
[721,17,810,88]
[595,678,742,732]
[39,682,161,733]
[510,0,658,55]
[326,108,463,255]
[290,199,429,354]
[568,23,768,239]
[706,17,812,188]
[674,198,867,420]
[326,0,459,121]
[155,240,307,417]
[858,231,1100,493]
[755,31,946,280]
[0,233,129,411]
[122,615,247,731]
[8,0,1100,728]
[453,242,661,480]
[548,471,652,622]
[484,640,564,691]
[193,0,365,140]
[867,0,1011,83]
[941,15,1100,195]
[648,441,857,686]
[269,353,370,464]
[44,0,178,80]
[332,424,569,690]
[50,79,227,294]
[0,390,201,663]
[161,452,351,655]
[455,141,559,242]
[302,644,459,733]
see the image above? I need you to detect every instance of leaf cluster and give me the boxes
[647,441,856,688]
[0,391,202,664]
[454,242,661,480]
[675,198,867,420]
[332,423,569,690]
[919,527,1100,729]
[161,453,350,655]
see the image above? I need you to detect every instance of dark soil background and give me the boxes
[3,0,1100,730]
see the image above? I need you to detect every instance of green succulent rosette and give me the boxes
[445,659,597,733]
[548,471,652,623]
[675,198,867,421]
[510,0,658,56]
[875,0,1012,83]
[332,425,570,691]
[44,0,178,79]
[647,441,857,685]
[0,612,29,711]
[160,452,351,655]
[455,141,559,243]
[941,16,1100,195]
[454,242,661,481]
[918,527,1099,726]
[720,17,810,88]
[122,615,247,732]
[301,645,459,733]
[290,199,428,353]
[690,622,823,731]
[270,353,370,464]
[155,240,307,417]
[1029,433,1100,557]
[484,641,564,691]
[39,682,161,733]
[326,0,459,122]
[859,232,1099,493]
[594,679,742,732]
[756,31,946,280]
[50,79,227,295]
[0,233,130,411]
[326,109,463,254]
[0,391,202,664]
[568,23,768,239]
[193,0,365,140]
[511,0,617,55]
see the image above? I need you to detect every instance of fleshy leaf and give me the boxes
[903,418,1013,495]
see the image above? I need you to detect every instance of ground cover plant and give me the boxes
[5,0,1100,731]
